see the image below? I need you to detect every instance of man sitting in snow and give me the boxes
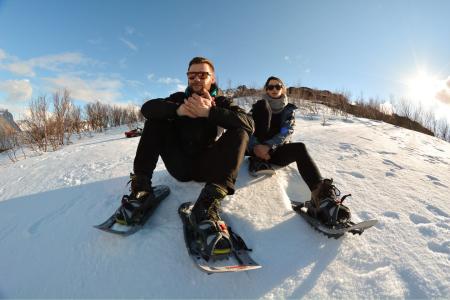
[115,57,254,258]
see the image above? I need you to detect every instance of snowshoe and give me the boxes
[179,202,261,274]
[292,179,377,238]
[94,185,170,236]
[292,201,377,238]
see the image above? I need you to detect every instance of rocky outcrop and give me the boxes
[0,109,21,136]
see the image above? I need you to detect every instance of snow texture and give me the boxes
[0,108,449,298]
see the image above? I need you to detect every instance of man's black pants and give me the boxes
[133,119,249,194]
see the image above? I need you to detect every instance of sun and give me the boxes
[404,70,440,101]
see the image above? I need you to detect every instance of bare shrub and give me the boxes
[85,101,109,132]
[321,106,330,126]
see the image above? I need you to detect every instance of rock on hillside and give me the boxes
[0,109,21,135]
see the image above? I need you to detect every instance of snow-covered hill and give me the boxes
[1,112,449,298]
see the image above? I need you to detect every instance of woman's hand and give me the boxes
[254,144,271,160]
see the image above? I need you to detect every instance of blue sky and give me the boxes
[1,0,449,120]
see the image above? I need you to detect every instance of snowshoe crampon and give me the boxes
[94,185,170,236]
[178,202,262,274]
[291,201,377,239]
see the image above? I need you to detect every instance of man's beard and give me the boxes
[191,84,207,94]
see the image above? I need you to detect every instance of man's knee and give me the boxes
[166,168,192,182]
[226,127,249,143]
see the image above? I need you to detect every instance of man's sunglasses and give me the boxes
[266,84,283,91]
[187,71,211,80]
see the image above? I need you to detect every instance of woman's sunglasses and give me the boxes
[187,71,211,80]
[266,84,283,91]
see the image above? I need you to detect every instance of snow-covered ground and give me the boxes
[0,111,449,298]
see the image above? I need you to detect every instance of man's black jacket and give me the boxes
[141,92,254,156]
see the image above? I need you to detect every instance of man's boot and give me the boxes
[115,173,154,225]
[190,183,232,259]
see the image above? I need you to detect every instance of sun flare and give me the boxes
[404,70,440,101]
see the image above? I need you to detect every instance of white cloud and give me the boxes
[168,84,188,95]
[148,74,184,86]
[43,75,122,104]
[435,76,450,105]
[5,62,35,76]
[176,84,187,92]
[157,77,182,85]
[0,51,90,77]
[119,38,138,51]
[0,49,6,60]
[0,79,33,102]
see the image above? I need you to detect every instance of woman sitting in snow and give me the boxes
[247,76,350,226]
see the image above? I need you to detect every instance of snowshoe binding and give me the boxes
[292,179,377,238]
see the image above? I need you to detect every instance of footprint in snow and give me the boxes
[436,222,450,230]
[426,204,450,219]
[383,211,400,219]
[421,154,449,166]
[377,151,397,155]
[409,213,431,225]
[427,241,450,256]
[382,159,403,170]
[418,226,438,238]
[425,175,448,188]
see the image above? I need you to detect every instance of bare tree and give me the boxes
[23,96,50,152]
[110,105,123,127]
[437,118,449,141]
[125,104,139,129]
[53,89,74,146]
[395,98,413,119]
[85,101,109,132]
[69,105,83,138]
